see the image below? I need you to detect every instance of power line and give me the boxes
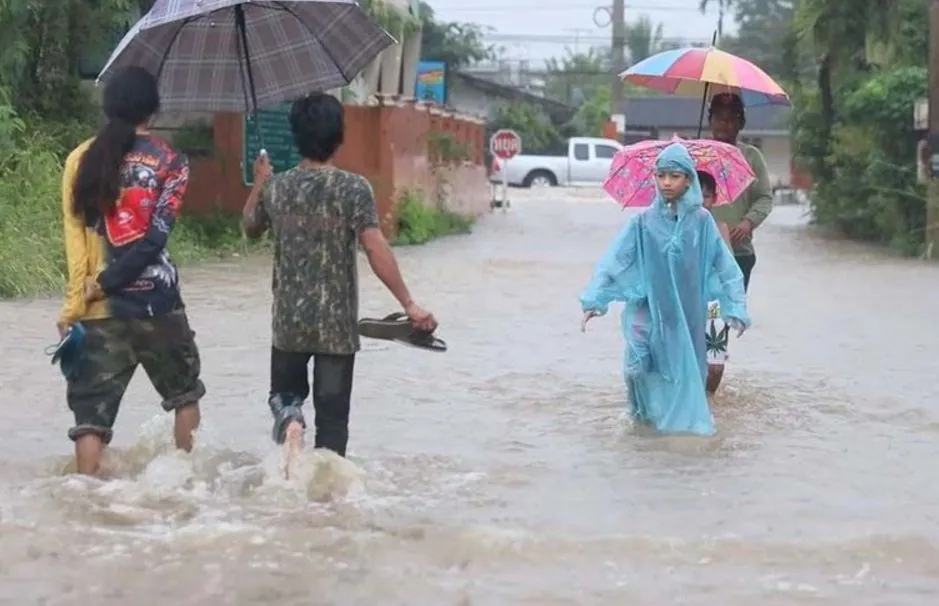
[483,33,710,44]
[440,2,701,13]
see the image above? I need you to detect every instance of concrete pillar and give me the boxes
[361,58,381,99]
[379,29,404,95]
[400,25,422,98]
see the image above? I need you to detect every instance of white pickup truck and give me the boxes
[490,136,623,188]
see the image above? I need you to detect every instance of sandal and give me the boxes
[358,312,447,353]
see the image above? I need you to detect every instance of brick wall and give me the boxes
[185,100,489,238]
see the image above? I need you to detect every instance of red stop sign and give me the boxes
[490,129,522,160]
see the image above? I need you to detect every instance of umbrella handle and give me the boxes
[696,30,719,138]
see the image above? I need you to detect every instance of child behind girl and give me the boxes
[698,170,733,396]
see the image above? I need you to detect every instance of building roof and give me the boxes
[452,72,576,120]
[620,96,791,134]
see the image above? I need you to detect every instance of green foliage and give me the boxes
[698,0,733,39]
[570,86,612,138]
[361,0,421,36]
[795,67,927,255]
[427,131,470,163]
[491,101,564,154]
[172,120,215,157]
[624,16,668,64]
[394,190,473,246]
[417,1,497,69]
[721,0,811,84]
[543,48,609,107]
[0,98,264,298]
[0,114,69,297]
[783,0,929,255]
[882,0,928,68]
[0,0,140,121]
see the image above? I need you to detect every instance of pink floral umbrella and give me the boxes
[603,135,756,208]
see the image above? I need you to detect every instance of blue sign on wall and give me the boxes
[415,61,447,105]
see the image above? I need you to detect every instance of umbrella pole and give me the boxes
[235,4,265,151]
[695,30,719,138]
[695,82,710,138]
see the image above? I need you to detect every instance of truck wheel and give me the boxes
[523,170,557,188]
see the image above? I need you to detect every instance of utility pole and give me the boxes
[563,28,590,55]
[610,0,626,114]
[927,0,939,259]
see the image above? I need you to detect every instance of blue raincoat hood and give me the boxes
[652,141,704,218]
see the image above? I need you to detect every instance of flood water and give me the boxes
[1,188,938,605]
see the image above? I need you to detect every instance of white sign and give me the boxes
[914,98,928,131]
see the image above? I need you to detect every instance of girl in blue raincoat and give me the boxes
[580,142,750,436]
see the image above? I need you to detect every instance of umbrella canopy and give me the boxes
[603,136,756,208]
[621,47,790,107]
[97,0,396,112]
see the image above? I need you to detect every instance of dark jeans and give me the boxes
[735,254,756,293]
[269,347,356,457]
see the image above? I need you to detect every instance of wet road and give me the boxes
[1,188,938,605]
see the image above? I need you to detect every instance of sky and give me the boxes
[427,0,733,66]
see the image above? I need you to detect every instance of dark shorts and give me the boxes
[735,254,756,292]
[66,310,205,444]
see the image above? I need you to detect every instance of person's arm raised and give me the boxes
[242,153,272,239]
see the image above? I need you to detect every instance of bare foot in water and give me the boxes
[283,421,304,479]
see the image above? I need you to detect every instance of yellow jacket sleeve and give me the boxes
[58,147,89,325]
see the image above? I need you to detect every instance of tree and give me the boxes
[624,15,666,64]
[570,85,612,137]
[720,0,807,83]
[418,2,496,69]
[490,101,563,154]
[0,0,139,121]
[788,0,928,253]
[792,0,899,177]
[542,48,609,107]
[541,15,668,108]
[699,0,733,41]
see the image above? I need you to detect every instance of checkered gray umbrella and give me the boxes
[97,0,396,112]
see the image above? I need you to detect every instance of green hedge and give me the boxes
[794,67,927,255]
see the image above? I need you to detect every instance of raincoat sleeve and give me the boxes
[704,217,751,327]
[581,216,653,376]
[579,216,643,315]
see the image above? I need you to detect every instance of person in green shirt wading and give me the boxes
[706,93,773,292]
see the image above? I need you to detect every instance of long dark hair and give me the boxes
[72,66,160,222]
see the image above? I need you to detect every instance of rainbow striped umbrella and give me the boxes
[621,47,790,107]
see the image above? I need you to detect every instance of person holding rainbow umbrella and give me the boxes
[616,45,789,395]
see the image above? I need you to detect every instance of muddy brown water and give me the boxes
[1,189,938,605]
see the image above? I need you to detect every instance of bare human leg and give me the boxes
[173,403,201,452]
[75,434,106,476]
[283,420,304,478]
[706,364,725,396]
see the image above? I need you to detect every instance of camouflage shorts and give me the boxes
[66,310,205,444]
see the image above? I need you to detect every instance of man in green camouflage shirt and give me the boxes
[242,93,437,462]
[707,92,774,292]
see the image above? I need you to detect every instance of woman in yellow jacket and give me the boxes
[58,66,204,475]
